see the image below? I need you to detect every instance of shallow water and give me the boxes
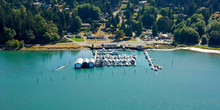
[0,50,220,110]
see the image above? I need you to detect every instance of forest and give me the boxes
[0,0,220,48]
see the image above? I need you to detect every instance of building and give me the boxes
[75,58,83,69]
[87,36,96,39]
[33,2,42,6]
[139,1,147,5]
[82,58,89,68]
[66,32,72,35]
[84,32,92,36]
[64,8,70,10]
[108,35,116,39]
[75,35,82,38]
[66,35,74,38]
[88,59,95,68]
[82,23,91,28]
[97,31,106,39]
[101,43,118,47]
[159,33,171,39]
[178,14,187,19]
[122,1,129,4]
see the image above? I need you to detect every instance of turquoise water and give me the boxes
[0,50,220,110]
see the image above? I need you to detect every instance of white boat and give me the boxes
[107,62,111,66]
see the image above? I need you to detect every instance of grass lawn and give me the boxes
[122,37,137,41]
[87,38,107,41]
[130,38,137,41]
[49,39,73,44]
[71,37,84,42]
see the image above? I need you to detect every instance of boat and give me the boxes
[151,67,154,70]
[132,55,136,59]
[130,58,136,65]
[125,62,130,66]
[107,62,111,66]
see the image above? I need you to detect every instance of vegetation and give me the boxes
[201,35,208,45]
[0,0,220,48]
[174,27,200,44]
[77,3,101,20]
[71,37,84,42]
[5,39,20,49]
[115,30,124,40]
[0,0,105,45]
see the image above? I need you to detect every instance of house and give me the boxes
[122,1,129,4]
[97,36,106,39]
[211,13,220,20]
[33,2,42,6]
[139,1,147,5]
[84,32,92,36]
[67,35,74,38]
[87,36,96,39]
[75,35,82,38]
[178,14,187,19]
[82,23,91,28]
[159,33,171,39]
[108,35,116,39]
[103,28,111,32]
[97,31,106,39]
[66,32,72,35]
[64,8,70,10]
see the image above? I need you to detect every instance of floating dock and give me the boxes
[75,49,136,69]
[144,50,162,71]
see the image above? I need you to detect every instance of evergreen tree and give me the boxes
[136,21,143,36]
[152,22,158,36]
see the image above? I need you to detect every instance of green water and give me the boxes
[0,50,220,110]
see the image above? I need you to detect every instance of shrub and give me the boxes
[5,39,20,49]
[201,35,208,45]
[20,40,25,48]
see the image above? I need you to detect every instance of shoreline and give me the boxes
[147,47,220,54]
[1,45,220,54]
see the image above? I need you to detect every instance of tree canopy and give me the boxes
[77,3,101,20]
[174,27,200,44]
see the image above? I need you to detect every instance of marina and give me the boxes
[75,48,136,69]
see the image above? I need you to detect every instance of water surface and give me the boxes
[0,50,220,110]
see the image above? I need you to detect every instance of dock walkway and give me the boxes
[144,50,157,71]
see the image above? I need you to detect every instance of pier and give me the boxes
[94,50,97,61]
[144,50,162,71]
